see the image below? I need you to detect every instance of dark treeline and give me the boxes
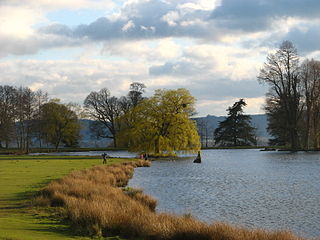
[259,40,320,150]
[0,86,80,152]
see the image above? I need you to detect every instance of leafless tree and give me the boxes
[300,59,320,149]
[0,86,17,148]
[84,88,123,147]
[258,41,303,150]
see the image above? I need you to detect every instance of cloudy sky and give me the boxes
[1,0,320,116]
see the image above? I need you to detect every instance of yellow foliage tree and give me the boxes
[118,88,200,156]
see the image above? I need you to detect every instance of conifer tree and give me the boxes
[214,99,256,146]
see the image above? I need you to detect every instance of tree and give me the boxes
[300,59,320,149]
[15,87,37,152]
[197,119,210,148]
[83,88,123,147]
[41,101,80,150]
[0,85,17,148]
[264,96,288,146]
[214,99,256,146]
[33,90,48,148]
[83,83,146,148]
[258,41,303,150]
[127,82,146,107]
[118,88,200,155]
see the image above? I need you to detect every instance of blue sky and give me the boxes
[1,0,320,116]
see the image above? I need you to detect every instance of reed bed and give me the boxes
[34,160,303,240]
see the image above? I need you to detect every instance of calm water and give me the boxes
[129,149,320,238]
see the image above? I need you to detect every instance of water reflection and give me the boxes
[129,149,320,238]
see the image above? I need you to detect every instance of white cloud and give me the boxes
[178,0,220,11]
[0,60,134,106]
[155,38,181,59]
[184,43,263,81]
[161,11,180,26]
[0,6,42,38]
[2,0,115,11]
[101,38,181,61]
[122,20,135,31]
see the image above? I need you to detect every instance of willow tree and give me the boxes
[118,88,200,155]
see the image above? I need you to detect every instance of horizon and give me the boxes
[1,0,319,116]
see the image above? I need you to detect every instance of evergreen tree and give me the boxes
[214,99,256,146]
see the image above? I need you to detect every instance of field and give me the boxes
[0,154,133,240]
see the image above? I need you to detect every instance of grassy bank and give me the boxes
[0,147,128,155]
[0,154,136,240]
[34,161,303,240]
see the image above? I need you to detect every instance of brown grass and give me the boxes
[34,160,304,240]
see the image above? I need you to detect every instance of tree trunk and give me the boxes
[305,107,311,150]
[155,137,160,154]
[113,135,117,148]
[290,129,299,151]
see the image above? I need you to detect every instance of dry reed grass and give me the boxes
[34,160,304,240]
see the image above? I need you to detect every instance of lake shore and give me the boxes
[33,157,303,240]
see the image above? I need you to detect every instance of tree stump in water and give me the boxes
[193,151,201,163]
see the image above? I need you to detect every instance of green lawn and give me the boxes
[0,155,133,240]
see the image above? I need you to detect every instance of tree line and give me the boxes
[0,82,259,152]
[259,40,320,150]
[0,83,200,155]
[0,86,80,151]
[84,83,200,156]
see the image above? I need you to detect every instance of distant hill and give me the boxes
[78,115,270,148]
[79,119,112,148]
[194,114,270,146]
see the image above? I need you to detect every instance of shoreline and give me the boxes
[34,160,304,240]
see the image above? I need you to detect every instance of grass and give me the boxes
[0,147,128,155]
[34,161,303,240]
[0,154,136,240]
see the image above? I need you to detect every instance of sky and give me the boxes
[1,0,320,116]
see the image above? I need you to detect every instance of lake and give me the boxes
[128,149,320,238]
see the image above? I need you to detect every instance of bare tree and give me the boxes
[0,86,17,148]
[128,82,146,107]
[84,88,123,147]
[258,41,303,150]
[15,87,37,152]
[197,119,209,148]
[300,59,320,149]
[33,90,48,148]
